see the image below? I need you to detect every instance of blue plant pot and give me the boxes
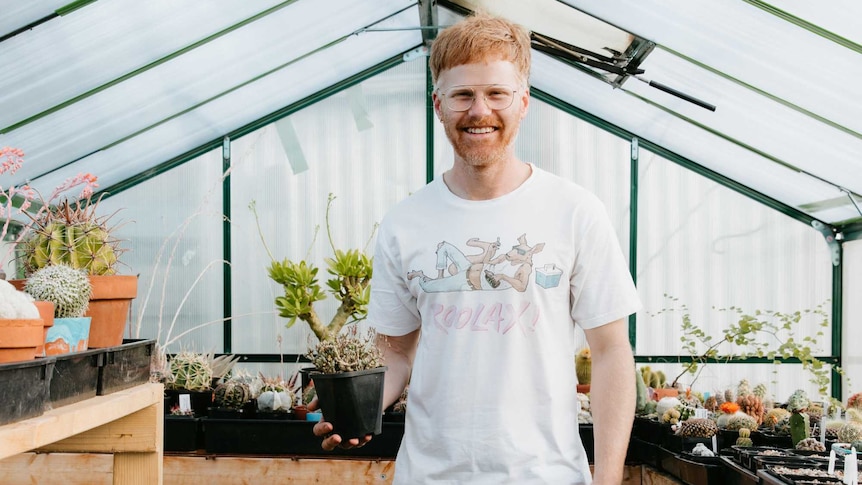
[45,317,92,355]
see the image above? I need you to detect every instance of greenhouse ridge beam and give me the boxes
[743,0,862,54]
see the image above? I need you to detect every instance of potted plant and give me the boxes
[160,350,239,417]
[251,194,385,439]
[255,374,293,418]
[0,279,42,363]
[24,264,93,354]
[15,180,137,348]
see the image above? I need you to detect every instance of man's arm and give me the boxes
[584,318,635,485]
[312,328,420,450]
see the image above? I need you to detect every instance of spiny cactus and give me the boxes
[753,383,768,399]
[764,408,791,428]
[789,410,810,446]
[166,351,214,392]
[214,380,252,410]
[678,418,718,438]
[737,394,765,425]
[847,392,862,410]
[787,389,810,412]
[736,428,753,447]
[24,264,92,318]
[635,368,649,414]
[724,389,735,404]
[737,379,752,398]
[19,197,124,276]
[848,408,862,424]
[575,347,591,385]
[838,422,862,443]
[704,395,719,412]
[726,412,759,431]
[307,327,383,374]
[662,407,681,425]
[795,438,826,452]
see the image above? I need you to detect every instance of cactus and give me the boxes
[736,428,753,447]
[852,440,862,451]
[639,366,666,389]
[678,418,718,438]
[575,347,591,385]
[795,438,826,452]
[837,422,862,443]
[307,327,383,374]
[787,389,810,413]
[19,197,124,276]
[737,379,752,398]
[24,264,92,318]
[726,412,759,431]
[764,408,791,428]
[724,389,735,404]
[847,392,862,410]
[662,407,681,425]
[737,394,765,425]
[753,383,768,399]
[789,411,810,446]
[166,351,214,392]
[214,380,252,410]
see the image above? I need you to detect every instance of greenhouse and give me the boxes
[1,0,860,484]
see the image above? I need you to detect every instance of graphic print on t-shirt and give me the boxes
[407,233,558,292]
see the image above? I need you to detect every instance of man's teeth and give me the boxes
[466,127,494,134]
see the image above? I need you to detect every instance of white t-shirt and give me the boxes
[368,165,641,484]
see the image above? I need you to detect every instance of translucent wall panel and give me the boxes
[844,240,862,399]
[98,149,225,353]
[230,60,428,355]
[636,150,836,398]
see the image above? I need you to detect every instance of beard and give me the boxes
[442,113,519,167]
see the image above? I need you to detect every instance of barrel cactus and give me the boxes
[214,380,252,410]
[787,389,810,412]
[575,347,591,385]
[838,422,862,443]
[847,392,862,410]
[737,394,765,425]
[764,408,791,428]
[19,197,124,276]
[796,437,826,452]
[24,264,92,318]
[166,351,214,392]
[726,411,759,431]
[678,418,718,438]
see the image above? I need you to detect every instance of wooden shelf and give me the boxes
[0,382,164,484]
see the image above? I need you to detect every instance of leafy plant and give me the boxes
[655,294,845,396]
[251,193,375,343]
[306,326,383,374]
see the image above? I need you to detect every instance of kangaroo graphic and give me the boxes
[407,234,544,293]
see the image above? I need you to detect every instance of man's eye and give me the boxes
[450,91,473,99]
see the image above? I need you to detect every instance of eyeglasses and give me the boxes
[437,84,518,112]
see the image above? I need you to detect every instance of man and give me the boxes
[313,12,640,484]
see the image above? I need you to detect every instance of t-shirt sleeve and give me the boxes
[570,198,641,329]
[367,217,422,336]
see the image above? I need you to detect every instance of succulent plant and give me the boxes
[214,380,252,410]
[704,395,719,412]
[575,347,591,385]
[736,427,753,447]
[795,437,826,452]
[726,412,759,431]
[787,389,810,413]
[166,351,213,392]
[24,264,92,318]
[737,379,752,398]
[661,407,681,425]
[837,422,862,443]
[764,408,791,428]
[678,418,718,438]
[307,327,383,374]
[737,394,765,425]
[847,392,862,410]
[789,410,810,446]
[0,279,39,319]
[19,196,124,276]
[635,368,649,414]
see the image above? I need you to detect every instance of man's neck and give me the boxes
[443,159,532,201]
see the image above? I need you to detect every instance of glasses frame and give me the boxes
[436,84,520,112]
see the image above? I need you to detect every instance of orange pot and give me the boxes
[85,275,138,348]
[0,318,44,363]
[33,301,55,357]
[653,388,680,401]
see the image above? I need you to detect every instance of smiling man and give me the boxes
[313,12,641,484]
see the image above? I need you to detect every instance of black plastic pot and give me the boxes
[310,366,387,440]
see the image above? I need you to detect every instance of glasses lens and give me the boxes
[444,86,515,111]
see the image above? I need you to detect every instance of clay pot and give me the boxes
[85,275,138,348]
[0,318,43,363]
[33,301,55,357]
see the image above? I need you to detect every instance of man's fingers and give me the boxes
[321,433,342,451]
[312,421,333,437]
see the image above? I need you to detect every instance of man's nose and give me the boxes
[468,95,494,116]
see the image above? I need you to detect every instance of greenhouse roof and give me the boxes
[1,0,860,237]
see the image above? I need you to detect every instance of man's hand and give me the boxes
[308,398,373,450]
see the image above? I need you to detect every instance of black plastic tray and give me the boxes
[97,339,154,395]
[0,357,54,425]
[50,348,105,407]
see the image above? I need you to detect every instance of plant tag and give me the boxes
[179,394,192,413]
[829,449,836,475]
[694,408,708,418]
[711,435,718,454]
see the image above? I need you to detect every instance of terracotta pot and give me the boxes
[85,275,138,348]
[653,387,680,401]
[576,384,591,394]
[0,318,43,363]
[7,278,25,291]
[33,301,55,357]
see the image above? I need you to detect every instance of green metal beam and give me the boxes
[628,138,638,349]
[55,0,98,16]
[634,355,840,365]
[426,57,435,184]
[222,136,232,354]
[831,251,843,400]
[743,0,862,55]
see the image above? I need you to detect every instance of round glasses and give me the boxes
[438,84,518,112]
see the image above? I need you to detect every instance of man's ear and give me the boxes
[432,91,443,120]
[519,87,530,119]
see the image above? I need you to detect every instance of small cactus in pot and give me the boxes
[24,264,92,318]
[166,351,214,392]
[214,380,253,411]
[736,428,753,447]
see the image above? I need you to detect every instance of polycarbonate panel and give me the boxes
[96,149,225,353]
[0,0,286,130]
[635,150,833,366]
[531,51,862,224]
[764,0,862,45]
[0,0,68,39]
[843,240,862,399]
[637,362,839,409]
[20,8,421,199]
[0,0,419,187]
[630,48,862,197]
[229,59,428,354]
[561,0,862,136]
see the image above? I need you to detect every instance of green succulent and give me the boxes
[166,351,213,392]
